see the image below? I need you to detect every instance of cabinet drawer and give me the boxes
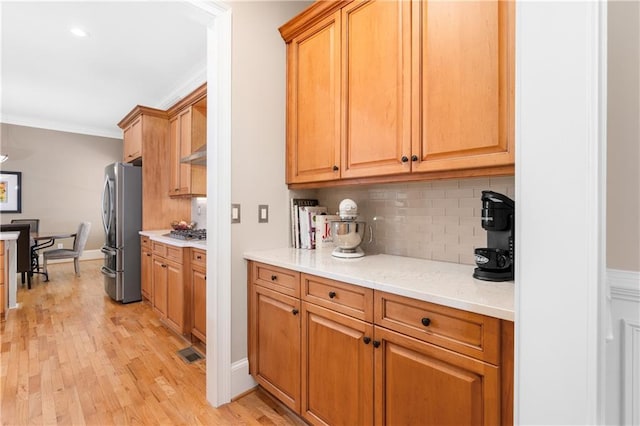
[140,236,151,250]
[302,274,373,322]
[152,241,183,262]
[191,249,206,268]
[374,291,500,364]
[251,262,300,297]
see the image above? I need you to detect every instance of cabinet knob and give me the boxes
[372,340,381,348]
[161,264,167,268]
[328,291,336,299]
[363,336,371,344]
[292,309,299,315]
[271,275,277,281]
[401,156,409,163]
[332,165,339,172]
[421,317,431,327]
[146,253,151,257]
[411,155,418,162]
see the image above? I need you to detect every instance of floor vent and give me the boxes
[177,347,204,364]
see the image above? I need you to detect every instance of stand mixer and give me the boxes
[330,199,367,258]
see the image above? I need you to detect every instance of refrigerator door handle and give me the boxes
[101,245,117,256]
[101,266,117,279]
[101,176,113,236]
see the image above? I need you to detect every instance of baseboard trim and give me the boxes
[39,249,103,265]
[608,269,640,303]
[231,358,257,399]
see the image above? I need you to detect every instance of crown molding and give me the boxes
[0,115,122,139]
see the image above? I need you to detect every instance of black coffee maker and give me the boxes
[473,191,515,281]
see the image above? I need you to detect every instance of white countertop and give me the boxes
[0,232,20,241]
[243,248,514,321]
[139,230,207,250]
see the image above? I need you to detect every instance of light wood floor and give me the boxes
[0,260,301,425]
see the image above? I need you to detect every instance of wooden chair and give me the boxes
[42,222,91,281]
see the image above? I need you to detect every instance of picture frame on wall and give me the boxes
[0,171,22,213]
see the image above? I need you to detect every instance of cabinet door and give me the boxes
[411,0,515,173]
[191,266,206,343]
[152,257,168,317]
[301,302,373,426]
[341,0,412,179]
[168,116,182,195]
[141,248,152,300]
[123,116,142,163]
[251,285,301,413]
[166,259,184,333]
[286,11,341,184]
[374,326,500,426]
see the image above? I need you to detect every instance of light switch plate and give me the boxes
[258,204,269,223]
[231,203,241,224]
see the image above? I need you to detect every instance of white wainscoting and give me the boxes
[607,269,640,425]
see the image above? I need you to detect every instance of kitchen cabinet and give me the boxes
[0,241,5,321]
[279,0,515,188]
[249,262,301,412]
[301,274,374,426]
[373,291,502,425]
[168,96,207,197]
[118,106,190,230]
[122,115,142,163]
[140,236,152,301]
[247,260,514,425]
[151,241,189,335]
[190,248,206,344]
[284,10,341,183]
[410,0,515,174]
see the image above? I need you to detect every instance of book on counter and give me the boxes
[290,198,318,248]
[299,206,327,249]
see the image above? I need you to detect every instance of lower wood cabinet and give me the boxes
[191,248,207,344]
[301,301,373,426]
[140,236,152,300]
[142,239,207,342]
[374,326,499,426]
[250,284,301,412]
[248,260,513,426]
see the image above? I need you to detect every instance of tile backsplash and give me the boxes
[314,176,515,265]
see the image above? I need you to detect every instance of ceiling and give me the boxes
[1,1,210,139]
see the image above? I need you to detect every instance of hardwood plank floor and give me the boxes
[0,260,302,425]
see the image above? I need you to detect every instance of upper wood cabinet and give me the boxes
[280,0,515,188]
[122,116,143,163]
[411,0,515,173]
[341,0,411,179]
[285,11,341,183]
[168,96,207,197]
[118,106,191,230]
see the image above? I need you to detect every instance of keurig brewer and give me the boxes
[473,191,515,281]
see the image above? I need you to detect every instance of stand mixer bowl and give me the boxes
[331,220,366,252]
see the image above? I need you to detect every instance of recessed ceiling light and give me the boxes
[70,27,89,38]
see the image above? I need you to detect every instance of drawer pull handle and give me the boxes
[421,317,431,327]
[328,291,336,299]
[161,264,167,268]
[292,309,299,315]
[196,255,202,260]
[271,275,277,281]
[372,340,381,348]
[363,336,371,344]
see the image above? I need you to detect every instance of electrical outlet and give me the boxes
[57,243,63,249]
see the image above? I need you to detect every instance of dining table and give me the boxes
[30,231,76,282]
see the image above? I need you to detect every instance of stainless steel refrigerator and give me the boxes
[101,162,142,303]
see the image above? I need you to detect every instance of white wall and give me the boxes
[0,123,122,250]
[230,1,310,363]
[516,1,606,424]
